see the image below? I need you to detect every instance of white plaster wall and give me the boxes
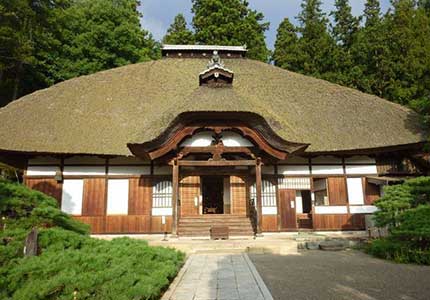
[63,166,105,176]
[27,166,60,176]
[345,165,378,175]
[312,165,344,175]
[315,206,348,214]
[262,206,277,215]
[221,131,253,147]
[278,165,310,175]
[61,179,84,215]
[108,166,150,176]
[106,179,129,215]
[152,207,172,216]
[347,178,365,205]
[350,205,378,214]
[295,190,303,214]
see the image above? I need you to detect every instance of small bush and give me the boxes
[366,238,430,265]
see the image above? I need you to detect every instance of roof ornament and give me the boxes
[207,50,224,68]
[199,50,234,87]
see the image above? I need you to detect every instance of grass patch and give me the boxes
[0,180,185,299]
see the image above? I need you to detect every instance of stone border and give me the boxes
[243,253,274,300]
[161,255,192,300]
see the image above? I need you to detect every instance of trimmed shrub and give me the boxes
[0,232,184,300]
[368,177,430,265]
[0,180,185,299]
[0,179,89,234]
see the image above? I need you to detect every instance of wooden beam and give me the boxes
[171,159,179,236]
[178,160,256,167]
[255,157,263,235]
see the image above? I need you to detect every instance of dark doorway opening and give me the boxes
[301,190,312,213]
[202,176,224,214]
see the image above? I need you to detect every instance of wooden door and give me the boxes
[180,176,200,216]
[279,189,297,230]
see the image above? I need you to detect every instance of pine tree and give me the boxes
[364,0,381,27]
[162,14,195,45]
[331,0,360,48]
[296,0,335,76]
[273,18,300,71]
[191,0,270,61]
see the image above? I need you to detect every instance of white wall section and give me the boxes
[107,179,129,215]
[262,206,277,215]
[278,165,310,175]
[63,166,105,176]
[152,207,173,216]
[345,165,378,175]
[61,179,84,215]
[314,206,348,214]
[350,205,378,214]
[347,178,365,205]
[27,166,60,176]
[312,165,343,175]
[295,191,303,214]
[108,166,150,176]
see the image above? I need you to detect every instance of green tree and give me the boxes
[0,0,158,107]
[163,14,195,45]
[273,18,300,71]
[51,0,159,82]
[191,0,270,61]
[296,0,336,77]
[0,0,69,105]
[331,0,360,48]
[364,0,382,27]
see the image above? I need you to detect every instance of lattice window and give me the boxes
[250,180,277,207]
[152,180,172,208]
[278,177,311,190]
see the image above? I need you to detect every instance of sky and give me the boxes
[139,0,391,50]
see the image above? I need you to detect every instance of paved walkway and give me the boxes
[162,253,273,300]
[250,250,430,300]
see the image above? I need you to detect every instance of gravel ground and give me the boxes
[249,250,430,300]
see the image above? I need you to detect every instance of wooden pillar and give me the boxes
[171,159,179,236]
[255,157,263,235]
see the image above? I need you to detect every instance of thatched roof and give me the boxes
[0,58,426,157]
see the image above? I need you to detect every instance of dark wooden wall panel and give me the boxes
[151,216,172,233]
[328,177,347,205]
[105,216,151,233]
[262,215,278,232]
[364,179,380,205]
[313,214,366,230]
[279,189,297,230]
[231,175,247,215]
[74,216,106,234]
[129,177,152,215]
[82,178,106,216]
[180,176,200,216]
[25,178,62,204]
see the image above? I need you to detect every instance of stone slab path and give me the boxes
[162,253,273,300]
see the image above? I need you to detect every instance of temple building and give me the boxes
[0,45,428,236]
